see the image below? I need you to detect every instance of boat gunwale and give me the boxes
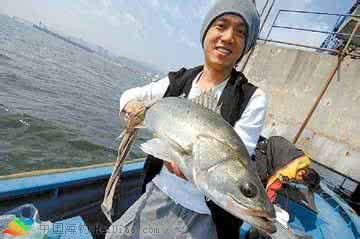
[0,160,145,199]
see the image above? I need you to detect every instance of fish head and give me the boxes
[194,137,276,233]
[225,160,276,233]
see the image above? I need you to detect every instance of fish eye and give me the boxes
[240,182,258,198]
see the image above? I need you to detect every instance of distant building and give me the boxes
[321,0,360,53]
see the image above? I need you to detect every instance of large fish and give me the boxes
[142,94,276,233]
[103,93,276,233]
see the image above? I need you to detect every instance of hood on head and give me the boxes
[200,0,260,59]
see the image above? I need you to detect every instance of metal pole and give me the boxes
[277,9,360,18]
[292,54,346,144]
[258,38,360,58]
[265,9,280,41]
[259,38,338,52]
[260,0,270,17]
[259,0,277,39]
[292,21,360,144]
[240,0,276,72]
[271,25,360,38]
[342,21,360,51]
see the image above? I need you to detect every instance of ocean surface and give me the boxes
[0,15,155,176]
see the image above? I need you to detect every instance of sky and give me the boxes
[0,0,356,71]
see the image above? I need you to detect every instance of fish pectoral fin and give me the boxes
[140,138,174,163]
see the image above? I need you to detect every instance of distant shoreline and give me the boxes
[33,24,95,53]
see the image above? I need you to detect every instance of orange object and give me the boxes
[266,180,282,202]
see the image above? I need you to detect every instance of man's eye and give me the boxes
[236,29,246,37]
[216,24,225,29]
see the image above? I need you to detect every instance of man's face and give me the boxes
[203,14,247,70]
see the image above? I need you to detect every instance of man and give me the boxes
[106,0,262,238]
[246,136,320,239]
[255,136,320,204]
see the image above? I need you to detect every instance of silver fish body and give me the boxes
[141,96,276,233]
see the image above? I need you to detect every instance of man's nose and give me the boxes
[221,28,235,43]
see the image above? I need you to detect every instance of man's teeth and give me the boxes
[217,47,231,54]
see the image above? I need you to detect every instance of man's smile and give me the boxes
[215,46,233,56]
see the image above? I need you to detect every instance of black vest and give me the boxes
[142,66,257,239]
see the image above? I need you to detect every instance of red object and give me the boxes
[3,228,23,236]
[266,180,283,202]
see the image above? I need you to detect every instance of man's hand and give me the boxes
[164,162,187,180]
[121,100,145,120]
[122,101,186,180]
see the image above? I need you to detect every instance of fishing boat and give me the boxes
[1,2,360,239]
[0,160,359,239]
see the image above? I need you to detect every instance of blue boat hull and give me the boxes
[0,161,359,238]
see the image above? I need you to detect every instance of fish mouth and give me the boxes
[226,194,276,234]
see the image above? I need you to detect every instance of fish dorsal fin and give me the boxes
[190,92,222,114]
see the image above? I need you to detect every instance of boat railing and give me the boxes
[240,1,360,70]
[259,8,360,57]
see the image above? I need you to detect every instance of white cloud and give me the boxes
[102,0,112,9]
[163,4,183,20]
[78,0,91,9]
[123,13,143,32]
[107,14,122,28]
[179,34,197,48]
[161,18,175,37]
[148,0,159,8]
